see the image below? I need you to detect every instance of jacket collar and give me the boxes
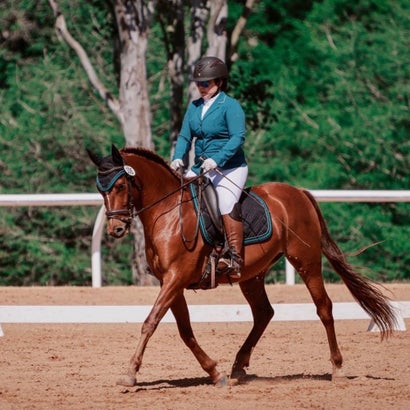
[194,92,226,120]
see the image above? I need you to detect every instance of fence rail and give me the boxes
[1,190,410,287]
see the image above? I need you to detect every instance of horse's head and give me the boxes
[88,144,141,238]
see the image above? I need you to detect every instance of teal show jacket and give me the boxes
[173,92,247,175]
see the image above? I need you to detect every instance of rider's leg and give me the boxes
[221,203,243,277]
[208,166,248,278]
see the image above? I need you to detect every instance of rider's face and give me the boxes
[195,79,219,100]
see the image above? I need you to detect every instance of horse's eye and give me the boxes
[116,183,126,192]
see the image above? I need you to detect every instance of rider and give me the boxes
[170,56,248,278]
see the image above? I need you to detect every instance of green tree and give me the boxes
[0,0,409,285]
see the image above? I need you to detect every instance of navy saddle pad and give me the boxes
[189,184,273,247]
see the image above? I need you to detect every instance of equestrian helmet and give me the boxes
[193,57,228,81]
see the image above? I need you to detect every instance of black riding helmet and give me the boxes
[193,56,228,81]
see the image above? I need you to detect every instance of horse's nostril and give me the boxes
[115,226,125,235]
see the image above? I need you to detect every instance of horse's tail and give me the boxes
[302,189,397,339]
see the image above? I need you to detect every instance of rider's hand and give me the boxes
[201,158,218,172]
[170,158,184,171]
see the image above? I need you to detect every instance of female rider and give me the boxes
[170,56,248,278]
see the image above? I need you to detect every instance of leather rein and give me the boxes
[102,168,205,237]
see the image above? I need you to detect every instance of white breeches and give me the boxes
[186,166,248,214]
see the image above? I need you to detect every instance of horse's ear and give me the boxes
[87,148,102,167]
[111,144,124,166]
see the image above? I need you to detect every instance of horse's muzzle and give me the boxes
[107,218,129,238]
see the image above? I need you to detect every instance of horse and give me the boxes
[88,144,397,387]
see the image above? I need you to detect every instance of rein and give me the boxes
[103,169,207,234]
[133,172,205,217]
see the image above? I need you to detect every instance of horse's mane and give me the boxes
[121,147,181,179]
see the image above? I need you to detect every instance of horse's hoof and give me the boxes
[214,372,228,387]
[331,366,346,381]
[229,369,247,385]
[116,375,137,387]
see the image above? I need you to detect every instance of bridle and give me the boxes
[98,165,206,233]
[97,166,141,228]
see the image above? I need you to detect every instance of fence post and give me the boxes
[285,258,295,285]
[91,205,105,288]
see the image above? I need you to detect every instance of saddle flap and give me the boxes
[202,178,223,233]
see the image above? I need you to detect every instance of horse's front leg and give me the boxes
[171,292,227,386]
[116,280,181,387]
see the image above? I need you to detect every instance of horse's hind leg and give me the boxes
[171,292,227,386]
[230,274,274,384]
[296,261,344,379]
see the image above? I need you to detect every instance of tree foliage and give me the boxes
[0,0,409,285]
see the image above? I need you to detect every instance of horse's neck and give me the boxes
[129,156,181,205]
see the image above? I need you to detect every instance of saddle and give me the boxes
[188,179,273,289]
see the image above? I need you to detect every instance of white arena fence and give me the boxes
[0,190,410,288]
[0,301,408,327]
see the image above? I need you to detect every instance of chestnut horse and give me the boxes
[88,144,396,387]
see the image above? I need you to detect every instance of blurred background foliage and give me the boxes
[0,0,409,285]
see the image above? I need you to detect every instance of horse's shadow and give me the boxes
[127,372,394,392]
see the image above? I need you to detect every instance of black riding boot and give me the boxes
[220,203,243,278]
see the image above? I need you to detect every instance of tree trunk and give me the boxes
[158,0,186,153]
[206,0,227,60]
[229,0,255,62]
[113,0,157,285]
[187,0,208,102]
[113,0,155,149]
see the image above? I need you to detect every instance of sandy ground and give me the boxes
[0,283,409,410]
